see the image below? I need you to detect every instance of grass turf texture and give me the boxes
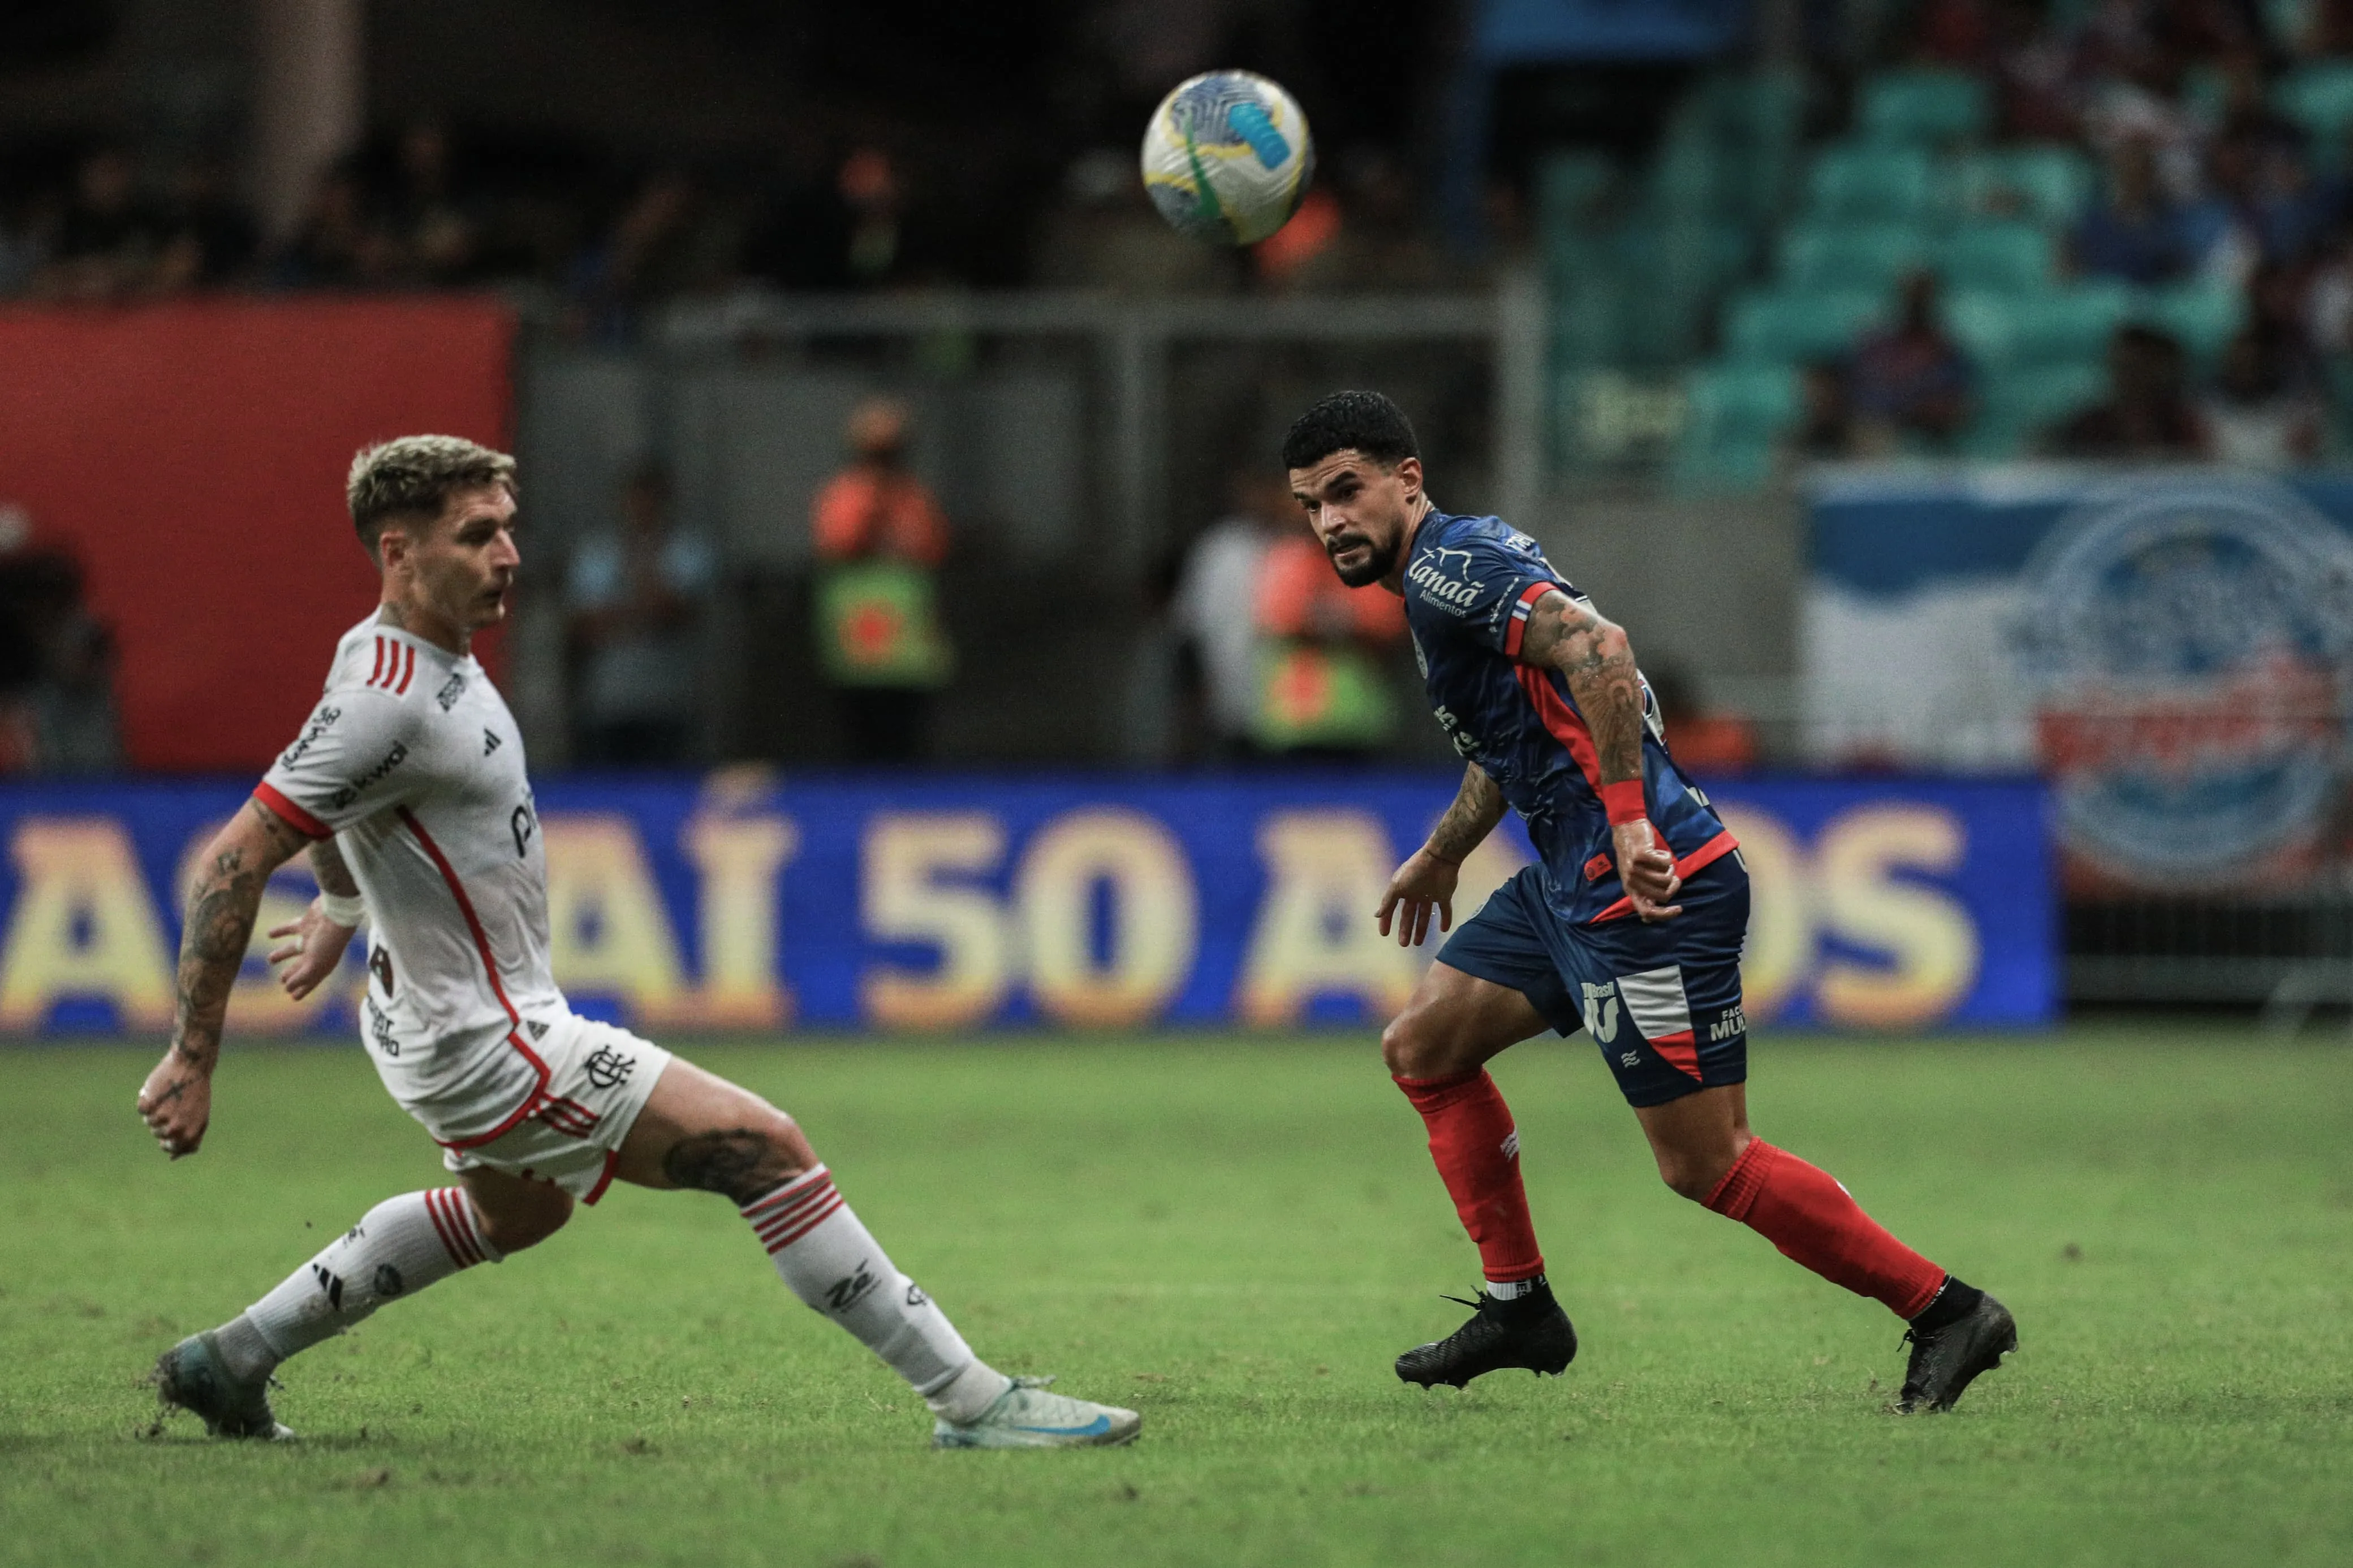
[3,1027,2349,1567]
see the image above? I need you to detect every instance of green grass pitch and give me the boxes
[3,1026,2349,1567]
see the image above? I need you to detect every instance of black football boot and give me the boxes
[1394,1281,1578,1389]
[1897,1285,2017,1413]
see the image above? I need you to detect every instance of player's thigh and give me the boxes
[1381,961,1554,1081]
[613,1054,817,1197]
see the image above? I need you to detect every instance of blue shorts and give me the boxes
[1436,857,1751,1108]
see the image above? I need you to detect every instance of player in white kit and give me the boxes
[137,436,1138,1449]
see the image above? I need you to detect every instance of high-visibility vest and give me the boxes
[1251,640,1394,750]
[816,559,953,688]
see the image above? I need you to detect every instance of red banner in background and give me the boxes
[0,297,514,772]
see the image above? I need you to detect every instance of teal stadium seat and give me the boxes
[1857,70,1990,145]
[1778,222,1928,292]
[1673,361,1800,489]
[1946,282,2134,369]
[2140,280,2246,368]
[1967,361,2108,457]
[1938,221,2056,292]
[1947,145,2094,227]
[1726,288,1886,362]
[2277,63,2353,167]
[1807,144,1937,223]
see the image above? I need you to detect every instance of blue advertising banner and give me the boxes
[0,772,2052,1039]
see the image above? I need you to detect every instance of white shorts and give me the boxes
[436,1016,673,1203]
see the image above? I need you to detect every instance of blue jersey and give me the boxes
[1400,509,1736,925]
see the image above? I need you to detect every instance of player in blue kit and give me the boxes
[1282,392,2014,1412]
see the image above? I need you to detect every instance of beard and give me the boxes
[1326,529,1398,588]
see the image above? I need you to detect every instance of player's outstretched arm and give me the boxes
[137,798,310,1158]
[267,836,361,1001]
[1379,763,1505,948]
[1518,590,1683,922]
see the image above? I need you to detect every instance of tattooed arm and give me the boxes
[1378,764,1505,949]
[265,834,362,1003]
[1518,590,1683,921]
[136,798,311,1157]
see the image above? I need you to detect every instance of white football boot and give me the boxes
[932,1376,1141,1449]
[152,1331,295,1441]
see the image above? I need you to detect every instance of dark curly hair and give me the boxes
[1280,390,1420,472]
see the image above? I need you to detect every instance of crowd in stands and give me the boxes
[1777,0,2353,467]
[0,118,1467,340]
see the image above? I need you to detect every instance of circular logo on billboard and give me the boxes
[2015,476,2353,888]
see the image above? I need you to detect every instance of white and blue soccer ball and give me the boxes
[1140,71,1315,246]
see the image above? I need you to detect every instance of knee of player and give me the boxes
[660,1111,816,1203]
[1655,1156,1718,1203]
[1381,1010,1467,1081]
[472,1185,573,1253]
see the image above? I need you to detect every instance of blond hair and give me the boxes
[346,435,516,551]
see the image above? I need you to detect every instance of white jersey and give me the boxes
[257,617,561,1147]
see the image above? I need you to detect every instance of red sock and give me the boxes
[1704,1140,1945,1318]
[1394,1070,1545,1283]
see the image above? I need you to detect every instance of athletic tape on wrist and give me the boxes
[318,891,365,927]
[1600,779,1648,826]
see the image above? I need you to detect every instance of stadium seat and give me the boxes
[1671,361,1798,489]
[1949,144,2095,227]
[1997,281,2136,364]
[1856,70,1990,145]
[2139,280,2246,368]
[1938,221,2057,292]
[1534,149,1617,238]
[1778,222,1928,292]
[1941,290,2021,369]
[2276,62,2353,166]
[1806,144,1937,223]
[1967,361,2108,456]
[1725,288,1886,362]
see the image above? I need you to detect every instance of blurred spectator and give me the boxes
[564,172,701,342]
[271,160,401,288]
[1032,148,1229,293]
[2045,323,2213,458]
[1248,529,1406,763]
[2072,138,2223,284]
[1989,0,2082,141]
[811,398,953,765]
[564,464,716,767]
[1171,471,1291,760]
[33,148,168,301]
[1848,271,1976,450]
[1792,361,1860,460]
[839,148,904,287]
[158,155,258,289]
[385,121,477,286]
[0,526,122,775]
[2201,325,2323,466]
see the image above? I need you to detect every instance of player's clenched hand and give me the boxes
[1378,847,1461,948]
[136,1052,212,1159]
[267,901,357,1001]
[1611,820,1683,923]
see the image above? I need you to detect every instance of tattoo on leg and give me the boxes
[662,1129,783,1202]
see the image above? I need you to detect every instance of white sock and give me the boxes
[221,1189,497,1381]
[740,1165,1011,1423]
[1485,1276,1541,1301]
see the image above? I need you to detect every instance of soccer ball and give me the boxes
[1140,71,1315,246]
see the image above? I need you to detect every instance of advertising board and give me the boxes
[0,772,2050,1039]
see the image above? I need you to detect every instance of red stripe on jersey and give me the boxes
[399,806,553,1151]
[252,783,333,840]
[1515,666,1605,792]
[394,644,416,696]
[1502,581,1554,660]
[1589,829,1742,925]
[369,637,386,688]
